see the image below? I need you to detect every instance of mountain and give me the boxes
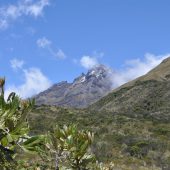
[35,65,113,108]
[29,58,170,169]
[90,57,170,120]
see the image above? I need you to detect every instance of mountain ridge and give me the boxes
[35,64,113,108]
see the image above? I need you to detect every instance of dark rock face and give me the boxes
[35,65,113,108]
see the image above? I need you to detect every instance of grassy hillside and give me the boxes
[90,79,170,121]
[28,58,170,169]
[28,105,170,169]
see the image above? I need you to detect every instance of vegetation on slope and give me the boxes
[29,104,170,170]
[90,79,170,121]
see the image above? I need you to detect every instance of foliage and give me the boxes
[29,105,170,169]
[45,124,96,169]
[0,78,42,169]
[0,78,103,169]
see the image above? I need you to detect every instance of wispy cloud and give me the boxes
[51,49,66,59]
[79,53,169,88]
[6,58,51,99]
[111,53,169,88]
[37,37,66,59]
[80,56,99,69]
[0,0,50,29]
[10,58,24,70]
[37,37,51,48]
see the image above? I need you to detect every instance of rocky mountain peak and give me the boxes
[87,64,110,77]
[35,64,113,108]
[73,64,113,84]
[73,73,86,84]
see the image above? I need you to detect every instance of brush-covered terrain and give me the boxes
[28,105,170,169]
[28,58,170,170]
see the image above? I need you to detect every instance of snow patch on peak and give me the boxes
[73,73,86,84]
[80,76,86,83]
[89,70,96,76]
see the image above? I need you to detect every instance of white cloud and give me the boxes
[6,67,51,99]
[37,37,51,48]
[37,37,66,59]
[111,53,169,88]
[0,0,50,29]
[80,56,99,69]
[10,58,24,70]
[51,49,66,59]
[26,0,49,17]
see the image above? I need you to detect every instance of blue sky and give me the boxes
[0,0,170,98]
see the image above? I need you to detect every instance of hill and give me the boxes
[90,57,170,121]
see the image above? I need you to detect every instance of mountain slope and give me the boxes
[90,57,170,120]
[29,58,170,169]
[35,65,113,108]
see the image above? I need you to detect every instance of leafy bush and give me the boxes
[45,124,96,169]
[0,78,45,169]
